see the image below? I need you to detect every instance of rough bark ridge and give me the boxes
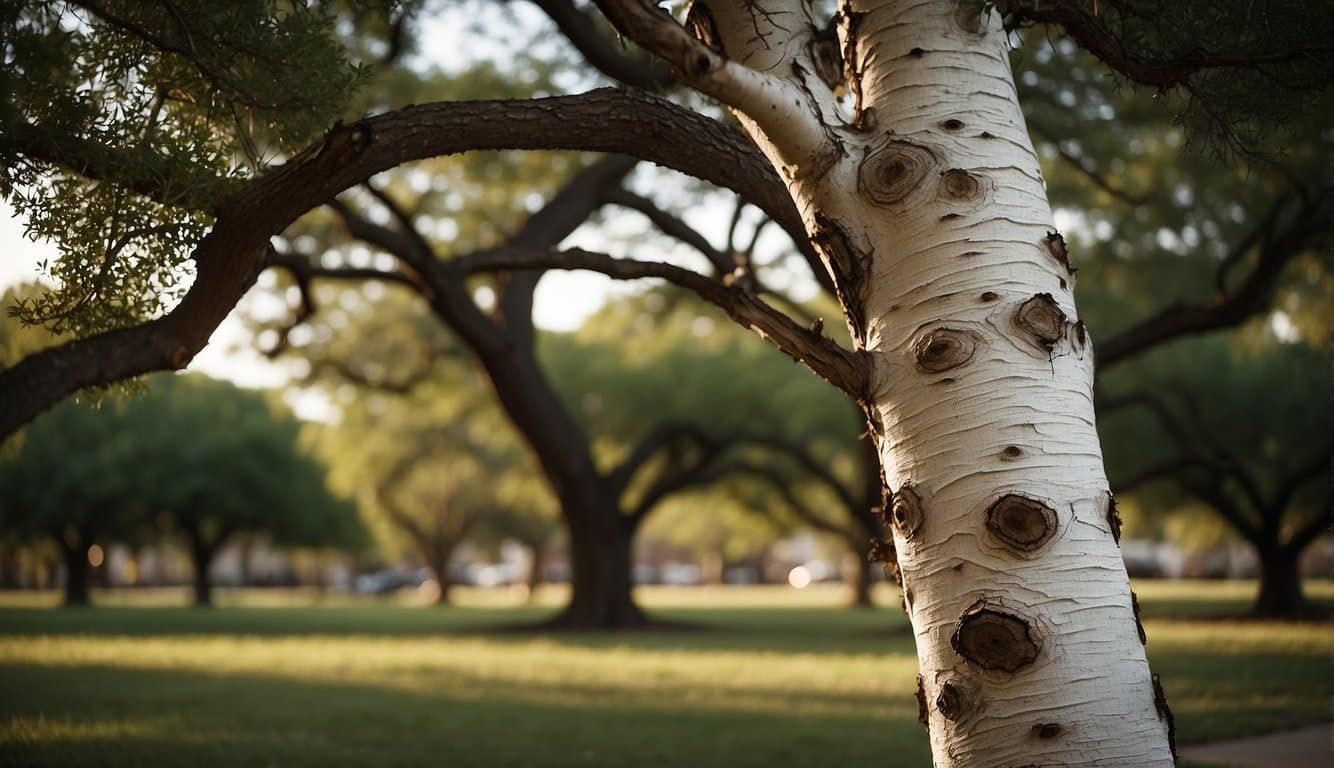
[656,1,1174,764]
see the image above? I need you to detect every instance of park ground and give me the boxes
[0,580,1329,767]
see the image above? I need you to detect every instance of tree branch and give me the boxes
[1110,454,1217,495]
[609,420,717,496]
[1,88,814,439]
[453,246,869,398]
[529,0,676,89]
[1285,508,1332,555]
[592,0,832,165]
[1097,188,1333,370]
[626,428,734,522]
[728,461,858,540]
[1000,0,1334,90]
[601,188,732,274]
[1274,452,1331,537]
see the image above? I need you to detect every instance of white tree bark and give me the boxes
[686,0,1176,764]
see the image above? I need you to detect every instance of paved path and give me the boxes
[1179,724,1331,768]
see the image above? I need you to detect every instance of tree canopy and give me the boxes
[0,371,360,604]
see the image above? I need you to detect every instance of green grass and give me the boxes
[0,581,1328,767]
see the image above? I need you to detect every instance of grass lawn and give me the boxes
[0,581,1328,767]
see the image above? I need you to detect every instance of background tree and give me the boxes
[317,365,542,605]
[131,375,363,606]
[0,373,360,606]
[0,392,147,604]
[546,288,887,604]
[1103,337,1331,618]
[2,1,1331,764]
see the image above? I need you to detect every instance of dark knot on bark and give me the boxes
[913,328,978,373]
[1016,293,1067,347]
[951,600,1042,673]
[859,141,935,206]
[955,3,987,33]
[1044,231,1072,272]
[940,169,983,202]
[986,494,1057,552]
[890,485,924,539]
[935,681,968,721]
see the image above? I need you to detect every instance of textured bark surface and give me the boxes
[668,0,1175,764]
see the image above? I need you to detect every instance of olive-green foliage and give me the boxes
[0,373,361,552]
[1,0,384,337]
[305,291,555,562]
[1019,36,1331,340]
[543,286,864,554]
[1100,335,1330,545]
[1003,0,1334,159]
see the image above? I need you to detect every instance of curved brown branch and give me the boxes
[530,0,677,89]
[452,246,869,398]
[1096,189,1333,370]
[610,420,718,496]
[728,462,858,540]
[1000,0,1334,90]
[0,88,810,440]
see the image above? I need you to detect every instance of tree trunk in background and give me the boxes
[187,534,217,607]
[691,1,1174,763]
[554,512,642,628]
[1253,542,1308,618]
[526,543,544,602]
[0,549,19,589]
[427,544,453,606]
[847,543,874,608]
[60,541,90,606]
[237,534,254,587]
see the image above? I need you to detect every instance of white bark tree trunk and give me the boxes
[688,1,1176,764]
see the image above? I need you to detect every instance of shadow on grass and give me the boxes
[0,604,915,655]
[0,662,930,768]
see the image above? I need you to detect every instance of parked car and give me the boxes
[354,568,431,595]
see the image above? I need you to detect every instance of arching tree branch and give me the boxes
[1096,188,1333,370]
[0,88,814,439]
[452,246,869,398]
[1000,0,1334,90]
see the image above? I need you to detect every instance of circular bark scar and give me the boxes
[859,141,936,206]
[951,601,1042,673]
[939,169,983,202]
[912,328,978,373]
[935,682,965,721]
[986,494,1058,552]
[890,485,924,540]
[1016,293,1067,347]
